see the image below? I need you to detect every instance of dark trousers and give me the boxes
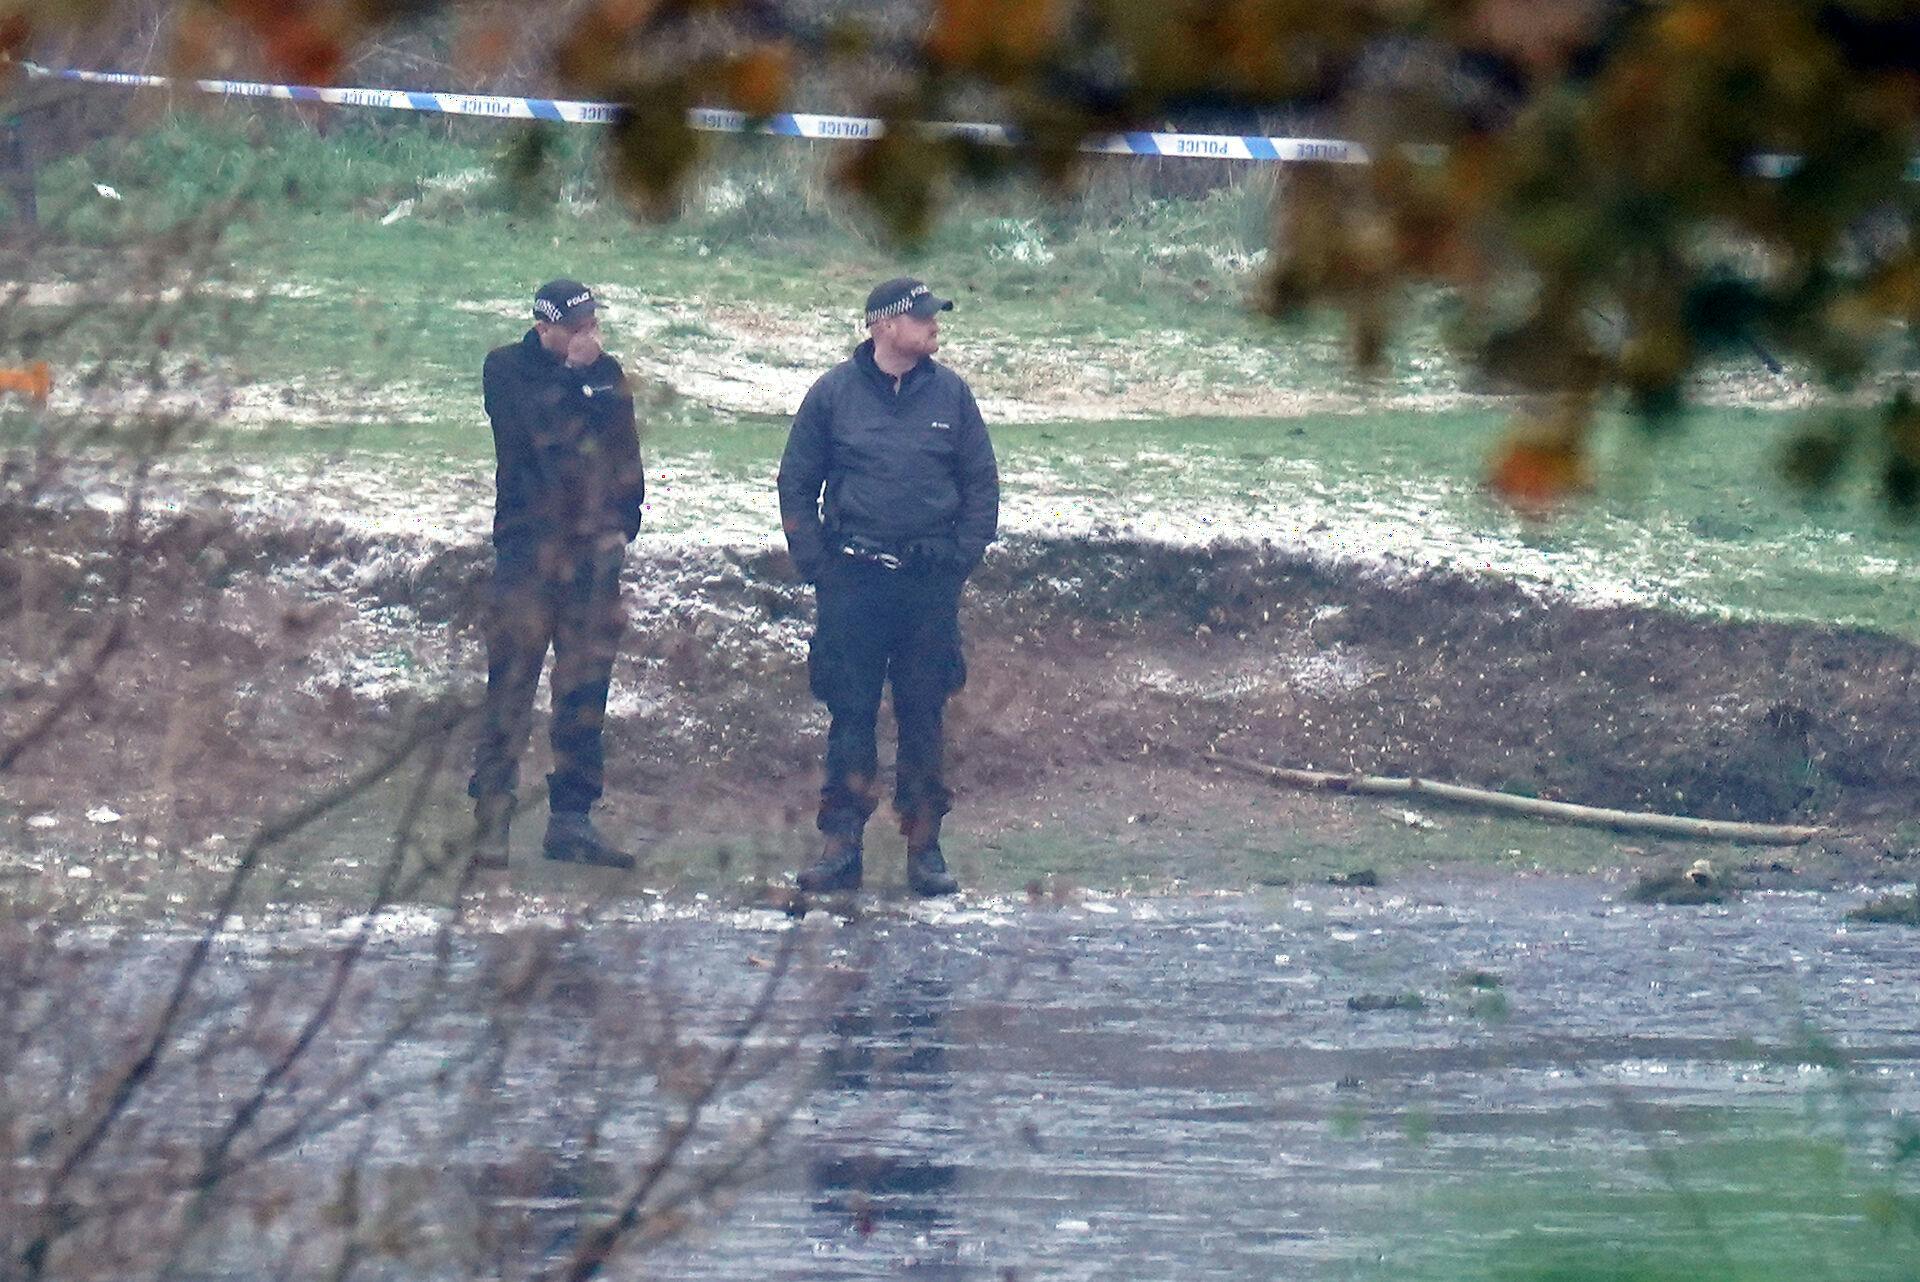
[809,556,967,837]
[468,542,626,814]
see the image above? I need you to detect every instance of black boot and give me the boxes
[543,811,636,870]
[471,795,514,870]
[904,813,959,898]
[797,831,864,894]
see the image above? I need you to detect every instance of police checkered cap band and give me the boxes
[864,276,951,325]
[533,280,597,323]
[868,283,930,323]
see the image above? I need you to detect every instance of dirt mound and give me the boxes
[959,537,1917,828]
[4,512,1915,883]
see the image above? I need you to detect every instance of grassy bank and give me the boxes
[5,109,1920,915]
[8,110,1917,638]
[76,402,1920,642]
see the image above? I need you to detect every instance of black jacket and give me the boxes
[482,330,645,550]
[777,340,999,578]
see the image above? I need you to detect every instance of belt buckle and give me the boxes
[841,539,901,571]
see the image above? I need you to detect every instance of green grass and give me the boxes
[8,107,1920,643]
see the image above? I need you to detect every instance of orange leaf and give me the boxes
[1217,0,1285,95]
[455,16,515,80]
[556,6,625,87]
[0,12,29,57]
[1466,0,1602,75]
[929,0,989,65]
[0,361,52,404]
[1488,438,1588,512]
[929,0,1061,69]
[1656,1,1728,53]
[601,0,664,30]
[262,14,342,85]
[170,5,228,74]
[722,42,793,117]
[214,1,343,85]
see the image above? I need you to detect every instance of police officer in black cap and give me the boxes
[468,279,646,870]
[778,278,1000,896]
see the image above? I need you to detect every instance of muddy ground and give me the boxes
[3,507,1918,909]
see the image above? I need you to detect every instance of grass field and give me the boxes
[7,107,1920,643]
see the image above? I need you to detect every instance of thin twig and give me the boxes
[15,698,471,1281]
[159,722,461,1269]
[544,924,808,1282]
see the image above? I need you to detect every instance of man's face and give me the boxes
[537,311,599,357]
[879,311,940,358]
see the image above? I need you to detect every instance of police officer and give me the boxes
[468,279,645,870]
[778,277,1000,896]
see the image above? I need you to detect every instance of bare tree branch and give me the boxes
[15,697,473,1281]
[543,922,810,1282]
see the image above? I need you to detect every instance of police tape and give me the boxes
[34,62,1887,178]
[23,63,1370,165]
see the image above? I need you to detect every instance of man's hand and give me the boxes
[565,328,604,369]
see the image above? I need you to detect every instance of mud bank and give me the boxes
[3,508,1917,898]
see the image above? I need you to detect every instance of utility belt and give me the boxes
[834,533,905,571]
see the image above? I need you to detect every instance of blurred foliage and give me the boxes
[5,0,1920,509]
[1377,1028,1920,1280]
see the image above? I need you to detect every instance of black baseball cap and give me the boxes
[533,278,601,324]
[865,277,953,325]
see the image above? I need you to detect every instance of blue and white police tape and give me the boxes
[34,62,1899,178]
[23,63,1370,165]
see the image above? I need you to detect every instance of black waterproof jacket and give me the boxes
[777,340,999,579]
[482,330,645,551]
